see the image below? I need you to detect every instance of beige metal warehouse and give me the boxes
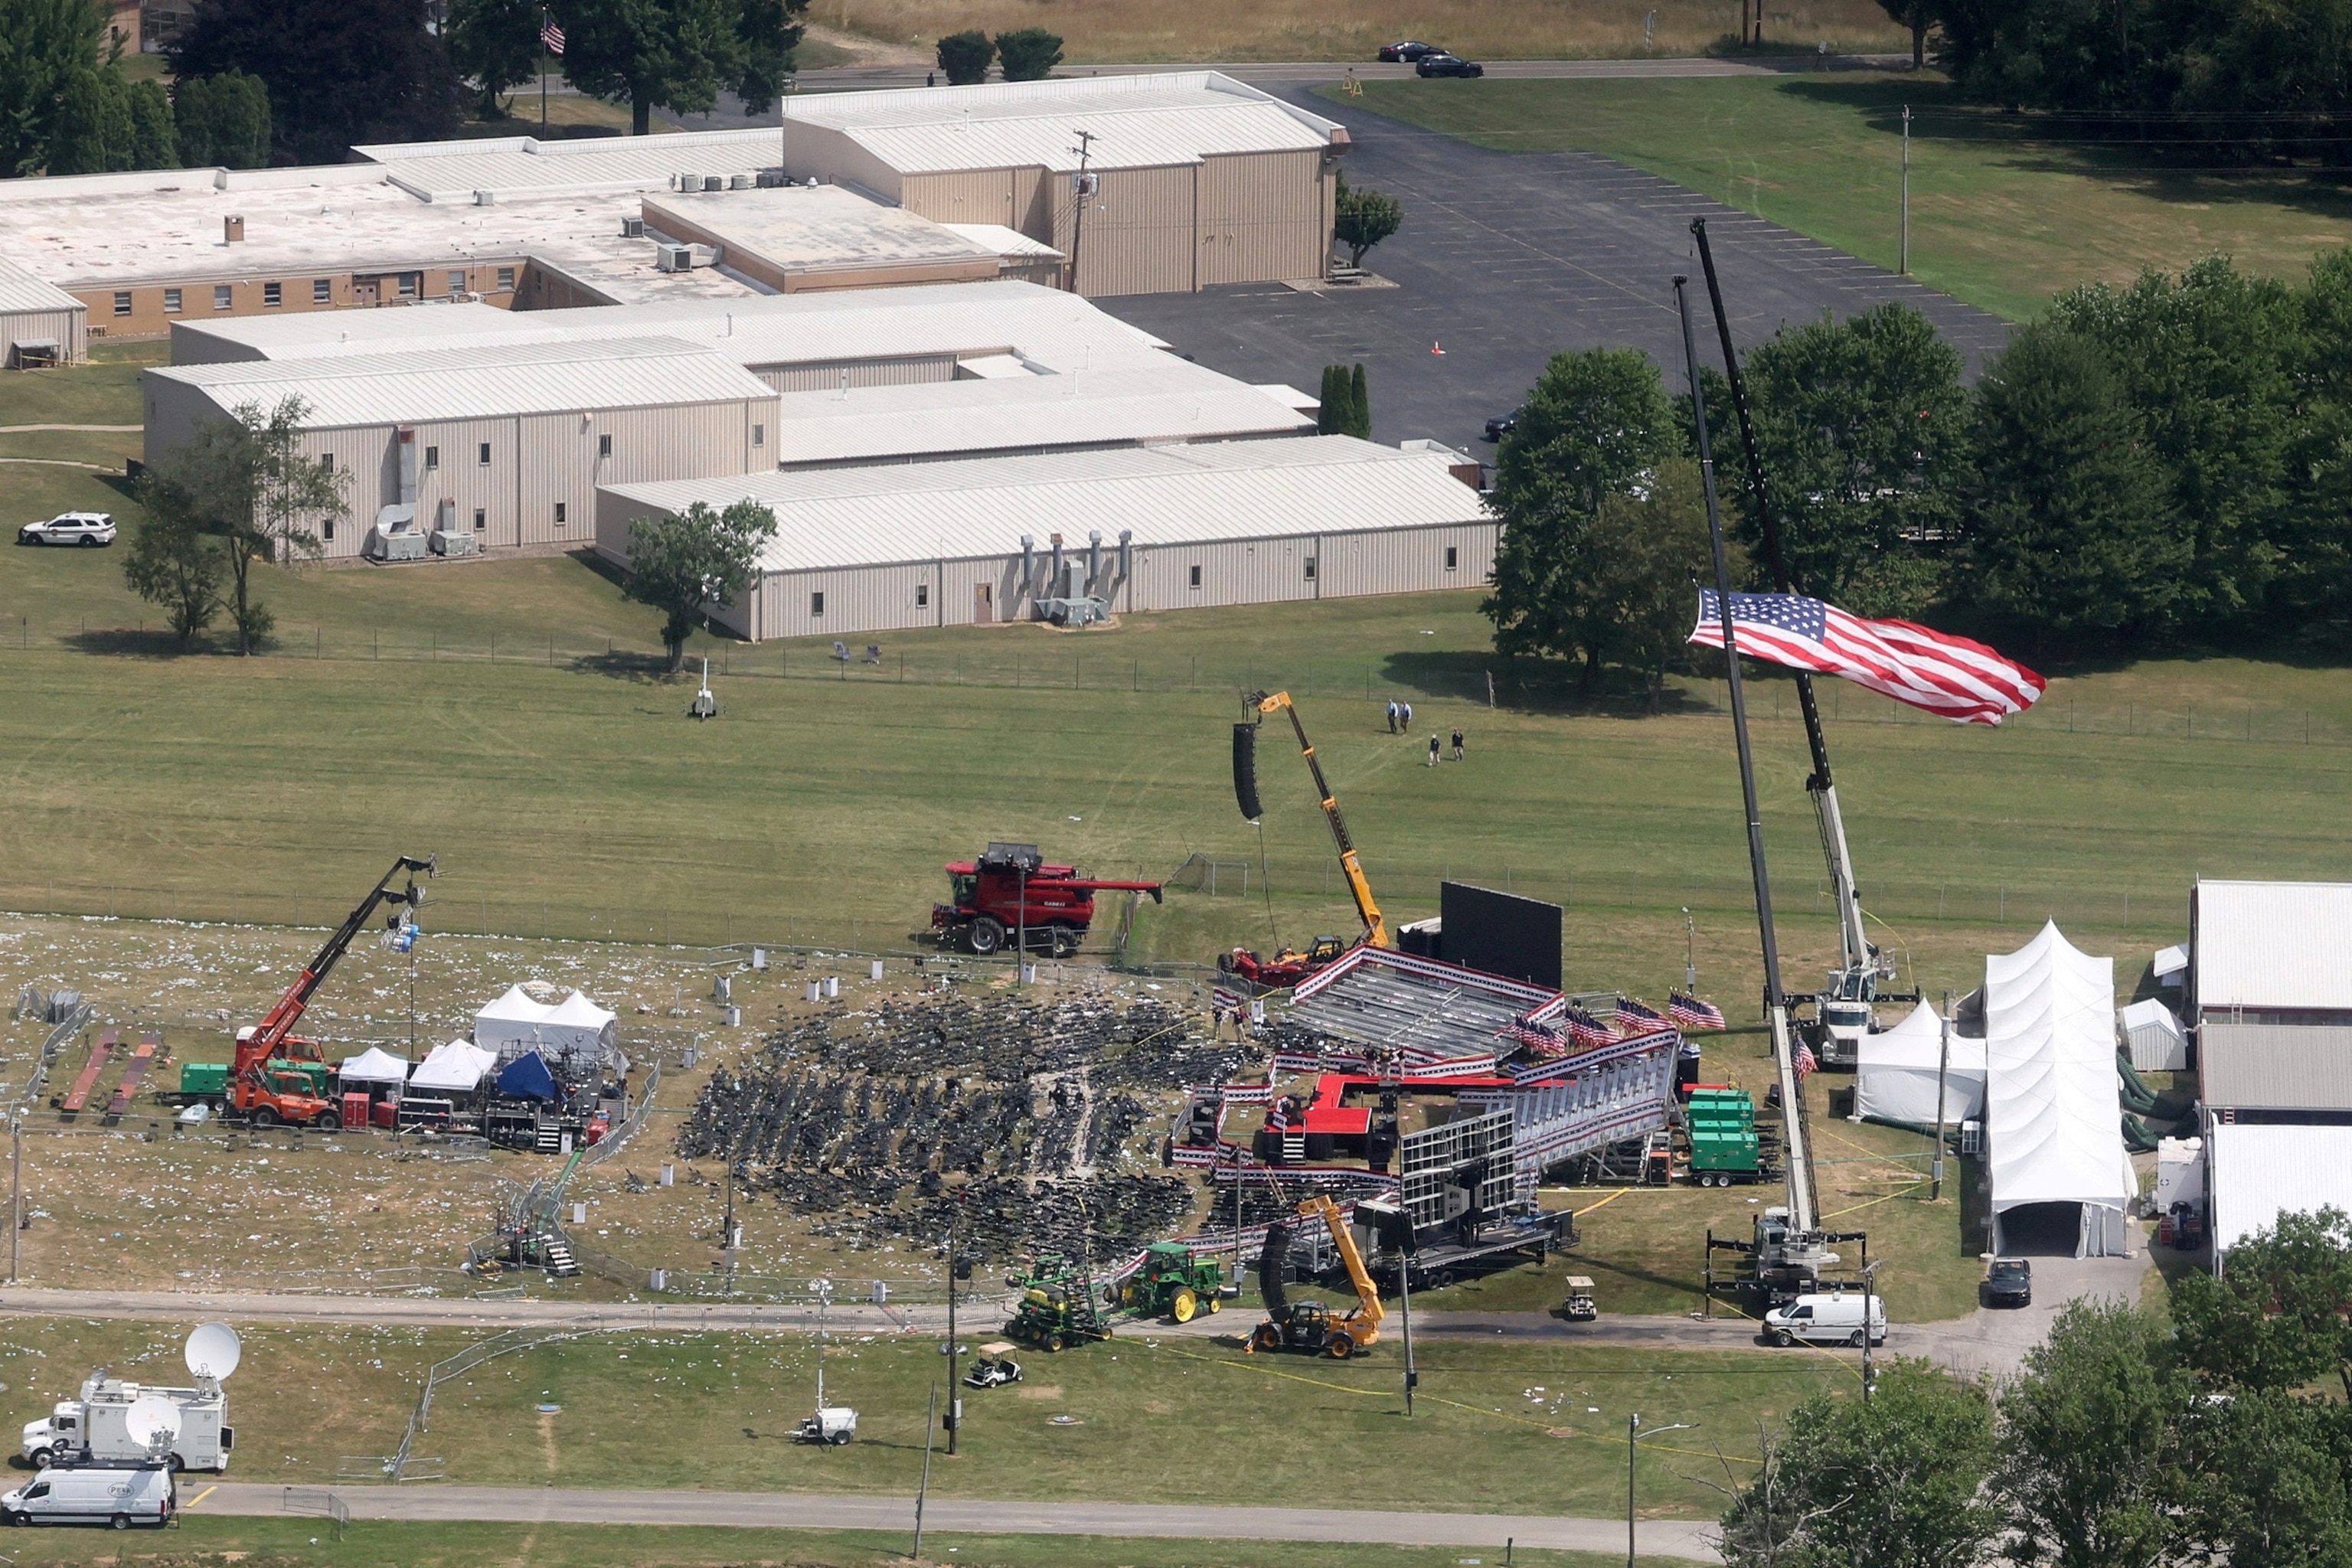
[143,337,777,558]
[777,73,1348,296]
[0,255,87,366]
[594,436,1491,642]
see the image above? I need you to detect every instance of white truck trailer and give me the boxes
[21,1374,232,1472]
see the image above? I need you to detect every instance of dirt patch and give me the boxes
[1016,1383,1063,1400]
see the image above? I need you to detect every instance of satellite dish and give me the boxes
[125,1395,181,1455]
[185,1323,242,1383]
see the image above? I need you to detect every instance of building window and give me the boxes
[1304,558,1317,581]
[1445,546,1458,571]
[496,266,515,291]
[313,278,332,303]
[1188,564,1202,589]
[163,289,181,314]
[554,502,567,524]
[472,508,485,531]
[319,453,334,473]
[597,434,612,458]
[323,518,334,541]
[423,445,438,469]
[478,443,491,466]
[396,274,418,298]
[447,270,466,295]
[810,591,825,617]
[916,583,929,608]
[113,292,131,317]
[263,282,282,307]
[752,423,764,447]
[213,285,232,310]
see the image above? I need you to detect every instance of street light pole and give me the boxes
[1627,1415,1697,1568]
[1900,104,1912,276]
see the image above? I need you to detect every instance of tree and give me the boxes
[126,77,175,167]
[1483,347,1680,678]
[2177,1389,2352,1568]
[1997,1299,2180,1568]
[1583,459,1724,708]
[121,485,224,648]
[172,70,270,168]
[622,499,777,670]
[1315,364,1346,435]
[0,0,109,175]
[935,28,991,86]
[993,26,1061,81]
[1960,320,2185,641]
[172,0,457,162]
[1733,301,1968,617]
[1723,1360,1999,1568]
[559,0,799,137]
[142,397,347,655]
[2171,1207,2352,1397]
[47,67,132,174]
[446,0,543,118]
[1334,178,1402,269]
[1875,0,1936,69]
[1348,362,1371,439]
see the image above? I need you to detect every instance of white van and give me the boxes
[0,1464,174,1528]
[1763,1292,1887,1348]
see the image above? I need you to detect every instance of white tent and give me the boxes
[473,985,619,1061]
[336,1046,412,1085]
[2119,997,2189,1072]
[1854,1000,1988,1128]
[409,1039,498,1093]
[1984,922,2137,1258]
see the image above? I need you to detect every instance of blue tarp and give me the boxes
[496,1050,557,1102]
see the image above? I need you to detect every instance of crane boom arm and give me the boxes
[1301,1195,1386,1329]
[1248,691,1391,949]
[238,854,434,1071]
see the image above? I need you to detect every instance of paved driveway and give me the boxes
[1103,84,2013,456]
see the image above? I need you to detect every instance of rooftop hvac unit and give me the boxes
[702,174,724,192]
[675,172,698,191]
[728,172,751,190]
[756,168,786,188]
[655,243,694,272]
[474,189,495,205]
[621,216,645,238]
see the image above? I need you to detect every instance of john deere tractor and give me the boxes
[1110,1243,1231,1324]
[1004,1254,1113,1353]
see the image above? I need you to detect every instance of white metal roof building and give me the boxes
[595,436,1492,641]
[2204,1120,2352,1273]
[145,338,777,559]
[777,72,1348,296]
[2190,880,2352,1024]
[0,254,86,366]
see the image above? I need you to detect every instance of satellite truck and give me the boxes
[21,1324,239,1472]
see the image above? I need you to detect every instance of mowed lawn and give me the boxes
[0,1318,1841,1520]
[1341,75,2352,321]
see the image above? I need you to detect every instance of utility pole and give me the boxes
[944,1216,963,1455]
[1860,1259,1880,1400]
[1066,129,1097,293]
[723,1162,738,1295]
[1930,990,1952,1201]
[913,1382,939,1558]
[9,1111,19,1284]
[1628,1415,1697,1568]
[1900,105,1912,276]
[1681,907,1697,992]
[812,1277,832,1412]
[1398,1262,1416,1416]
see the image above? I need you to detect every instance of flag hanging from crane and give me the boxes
[1689,591,2045,725]
[541,17,566,54]
[1670,991,1727,1031]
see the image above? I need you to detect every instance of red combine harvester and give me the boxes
[932,842,1162,958]
[230,854,433,1129]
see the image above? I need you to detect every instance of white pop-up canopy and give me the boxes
[409,1039,498,1093]
[336,1046,412,1085]
[473,985,619,1060]
[1854,999,1988,1128]
[1984,922,2136,1257]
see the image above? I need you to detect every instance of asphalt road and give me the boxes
[1102,83,2012,457]
[184,1479,1723,1560]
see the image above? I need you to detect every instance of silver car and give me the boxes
[19,511,116,547]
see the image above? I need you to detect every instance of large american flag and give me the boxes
[1670,991,1726,1030]
[1689,592,2044,725]
[541,17,565,54]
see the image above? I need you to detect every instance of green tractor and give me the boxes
[1109,1243,1231,1325]
[1003,1254,1113,1353]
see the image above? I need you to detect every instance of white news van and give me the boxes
[1763,1291,1887,1348]
[0,1464,174,1528]
[21,1374,231,1472]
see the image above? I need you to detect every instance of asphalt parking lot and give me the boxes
[1103,85,2014,458]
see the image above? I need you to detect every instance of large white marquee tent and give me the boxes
[1984,922,2136,1257]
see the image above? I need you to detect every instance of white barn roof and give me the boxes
[147,335,776,427]
[2193,880,2352,1011]
[0,254,83,315]
[2207,1121,2352,1266]
[603,436,1488,574]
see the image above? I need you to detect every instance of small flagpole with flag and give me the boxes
[540,13,565,132]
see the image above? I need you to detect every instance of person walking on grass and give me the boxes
[1386,700,1399,734]
[1428,733,1440,767]
[1401,701,1413,732]
[1451,728,1465,760]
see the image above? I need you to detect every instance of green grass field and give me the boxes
[1336,75,2352,321]
[0,1318,1841,1520]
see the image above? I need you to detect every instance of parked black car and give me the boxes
[1981,1256,2032,1308]
[1484,406,1522,441]
[1417,52,1485,78]
[1378,41,1439,61]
